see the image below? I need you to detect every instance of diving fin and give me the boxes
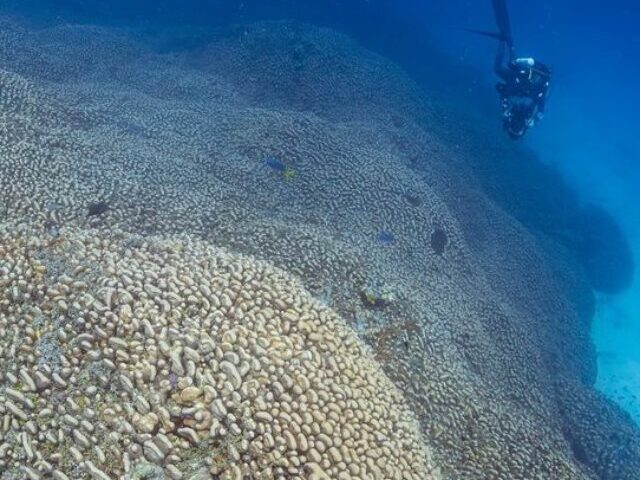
[465,29,508,42]
[492,0,514,47]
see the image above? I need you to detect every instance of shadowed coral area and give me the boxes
[569,205,634,293]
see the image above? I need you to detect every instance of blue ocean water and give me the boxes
[423,0,640,424]
[0,0,638,478]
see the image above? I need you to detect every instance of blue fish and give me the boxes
[377,231,395,245]
[264,156,287,172]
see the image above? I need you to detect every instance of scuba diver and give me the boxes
[494,41,551,138]
[471,0,552,139]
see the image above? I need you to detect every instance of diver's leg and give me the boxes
[494,40,504,72]
[493,0,514,48]
[494,41,511,80]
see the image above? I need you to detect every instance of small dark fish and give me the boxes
[431,228,448,255]
[403,193,423,207]
[377,231,395,245]
[44,220,60,237]
[87,201,109,217]
[264,156,286,172]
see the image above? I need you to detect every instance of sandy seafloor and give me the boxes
[0,14,639,480]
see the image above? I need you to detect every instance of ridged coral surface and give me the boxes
[0,15,638,480]
[0,225,434,479]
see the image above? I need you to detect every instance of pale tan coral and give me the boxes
[0,224,436,479]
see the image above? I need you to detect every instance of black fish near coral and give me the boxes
[87,201,109,217]
[403,193,423,207]
[430,228,448,255]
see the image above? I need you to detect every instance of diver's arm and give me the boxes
[534,95,546,121]
[538,97,545,114]
[535,78,550,116]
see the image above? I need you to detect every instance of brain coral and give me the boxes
[0,224,435,480]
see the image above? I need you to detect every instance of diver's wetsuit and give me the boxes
[494,41,551,135]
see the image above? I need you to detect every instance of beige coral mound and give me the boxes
[0,224,435,480]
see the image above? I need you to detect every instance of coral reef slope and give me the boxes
[0,17,638,480]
